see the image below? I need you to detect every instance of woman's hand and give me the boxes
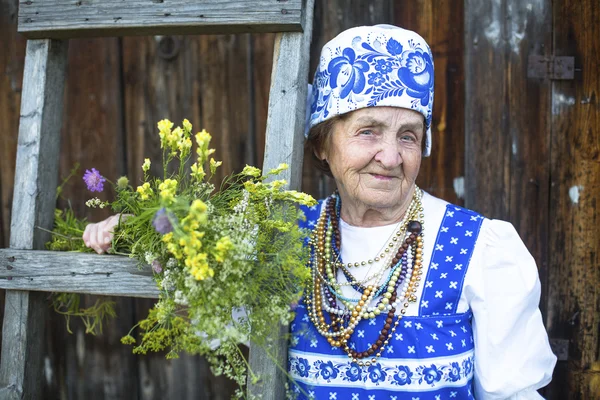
[82,214,123,254]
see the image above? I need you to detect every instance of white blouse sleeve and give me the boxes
[464,219,557,400]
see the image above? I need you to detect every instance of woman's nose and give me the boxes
[373,144,402,168]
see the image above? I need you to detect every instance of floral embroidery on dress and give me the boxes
[316,360,340,381]
[367,364,387,385]
[417,364,443,386]
[343,363,363,382]
[289,354,475,387]
[392,365,413,386]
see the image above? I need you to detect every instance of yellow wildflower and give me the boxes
[214,236,233,263]
[190,162,206,182]
[195,129,212,163]
[157,119,174,148]
[182,119,193,134]
[158,179,177,204]
[142,158,151,172]
[286,190,317,206]
[162,232,174,243]
[136,182,153,200]
[185,253,214,281]
[269,179,287,190]
[178,137,192,158]
[190,199,207,215]
[241,165,262,178]
[268,163,289,176]
[209,158,222,175]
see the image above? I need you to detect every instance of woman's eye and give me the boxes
[401,133,416,142]
[359,130,374,136]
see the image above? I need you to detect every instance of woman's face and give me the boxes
[319,106,424,212]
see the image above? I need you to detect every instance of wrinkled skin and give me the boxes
[317,106,424,227]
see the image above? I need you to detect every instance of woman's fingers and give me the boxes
[83,214,121,254]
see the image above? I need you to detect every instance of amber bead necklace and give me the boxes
[305,187,425,367]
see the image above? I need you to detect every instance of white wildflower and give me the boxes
[85,197,108,208]
[174,290,188,306]
[144,251,156,264]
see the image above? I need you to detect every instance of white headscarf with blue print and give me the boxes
[307,24,435,156]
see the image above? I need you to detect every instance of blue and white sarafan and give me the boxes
[308,25,435,156]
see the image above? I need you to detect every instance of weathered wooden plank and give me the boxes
[0,0,26,249]
[0,249,158,298]
[394,0,465,206]
[259,1,314,190]
[0,38,68,400]
[502,0,553,366]
[464,0,510,219]
[546,0,600,398]
[247,1,314,398]
[0,0,26,359]
[18,0,304,39]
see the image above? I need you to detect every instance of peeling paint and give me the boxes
[44,356,53,386]
[553,93,576,115]
[569,185,583,204]
[454,176,465,199]
[484,20,501,47]
[510,29,525,55]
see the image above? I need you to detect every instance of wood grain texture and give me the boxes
[18,0,304,39]
[0,249,157,297]
[0,38,69,400]
[394,0,465,206]
[0,0,25,358]
[464,0,511,219]
[247,1,314,398]
[546,1,600,398]
[465,0,554,312]
[0,0,26,249]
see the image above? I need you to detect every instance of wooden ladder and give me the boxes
[0,1,314,398]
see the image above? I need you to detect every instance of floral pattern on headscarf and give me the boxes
[308,25,435,156]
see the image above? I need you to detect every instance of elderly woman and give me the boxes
[84,25,556,400]
[288,25,556,399]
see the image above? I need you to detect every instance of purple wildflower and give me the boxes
[152,259,163,274]
[83,168,106,192]
[152,208,174,234]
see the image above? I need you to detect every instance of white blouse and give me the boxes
[336,191,557,400]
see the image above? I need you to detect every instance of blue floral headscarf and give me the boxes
[307,24,435,156]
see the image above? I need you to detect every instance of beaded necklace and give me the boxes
[305,187,425,367]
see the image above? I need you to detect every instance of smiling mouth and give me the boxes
[370,173,395,180]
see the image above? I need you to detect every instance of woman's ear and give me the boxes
[314,148,326,162]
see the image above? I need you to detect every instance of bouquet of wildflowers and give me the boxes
[48,119,316,397]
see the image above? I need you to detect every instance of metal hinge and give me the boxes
[527,55,575,80]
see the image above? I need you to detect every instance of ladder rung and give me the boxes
[18,0,304,39]
[0,249,158,298]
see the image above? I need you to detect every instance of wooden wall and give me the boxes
[464,1,599,399]
[0,0,598,398]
